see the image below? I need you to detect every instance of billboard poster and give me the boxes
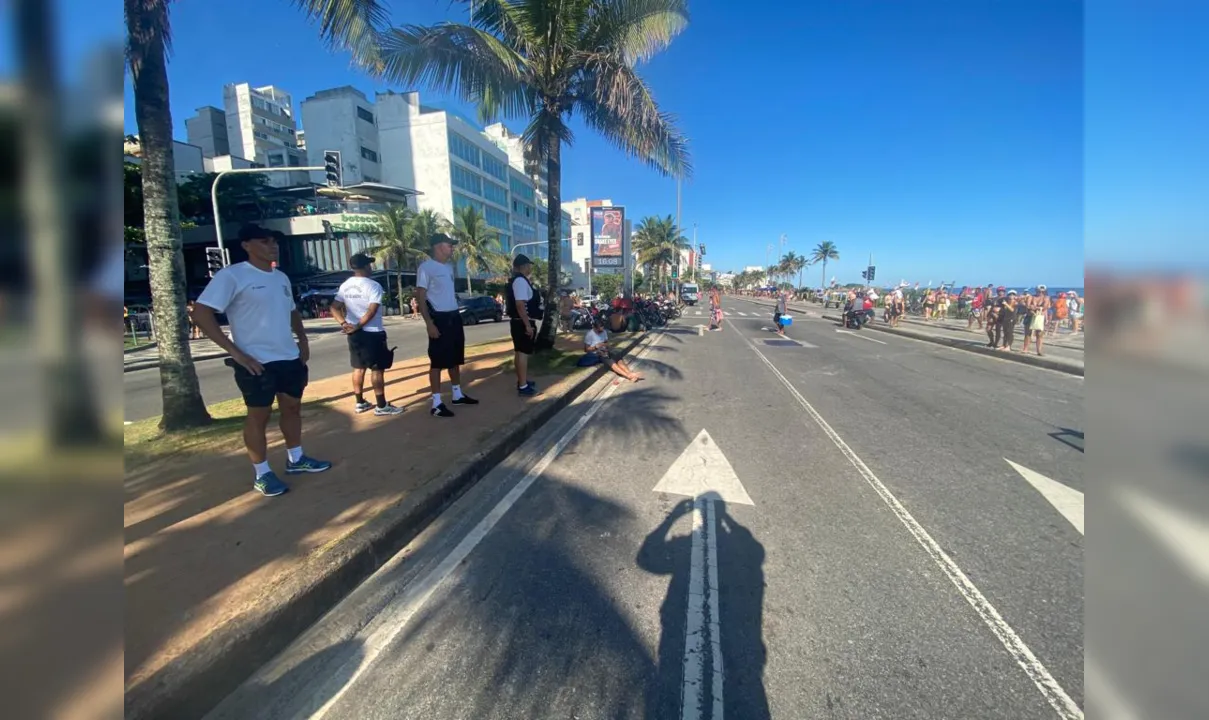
[590,206,625,268]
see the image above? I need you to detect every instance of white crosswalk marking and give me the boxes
[737,311,748,316]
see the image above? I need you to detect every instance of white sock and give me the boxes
[432,393,442,408]
[452,384,464,400]
[253,460,272,478]
[287,446,303,463]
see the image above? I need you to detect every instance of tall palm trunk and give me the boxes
[537,133,561,348]
[129,8,211,430]
[820,261,827,290]
[18,0,102,444]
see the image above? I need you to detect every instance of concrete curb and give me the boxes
[820,314,1084,376]
[124,351,230,373]
[124,332,652,720]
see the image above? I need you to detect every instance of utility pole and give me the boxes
[691,223,698,282]
[675,177,682,288]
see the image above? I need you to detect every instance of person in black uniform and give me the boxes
[507,254,544,396]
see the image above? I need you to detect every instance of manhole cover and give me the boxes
[763,339,802,347]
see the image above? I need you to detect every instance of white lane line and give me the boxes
[303,332,666,720]
[737,311,749,316]
[681,496,725,720]
[835,329,887,344]
[1084,657,1140,720]
[728,320,1084,720]
[1117,486,1209,587]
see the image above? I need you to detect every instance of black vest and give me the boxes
[506,273,544,320]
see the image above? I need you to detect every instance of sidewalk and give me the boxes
[739,296,1085,376]
[123,330,648,720]
[124,316,425,372]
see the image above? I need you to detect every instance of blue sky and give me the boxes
[88,0,1202,285]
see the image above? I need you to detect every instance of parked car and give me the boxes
[458,295,504,325]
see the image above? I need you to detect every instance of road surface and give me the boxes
[207,296,1090,719]
[123,317,510,422]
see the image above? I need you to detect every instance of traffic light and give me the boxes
[323,150,342,187]
[205,247,225,278]
[699,244,706,256]
[671,266,679,279]
[867,265,876,282]
[861,269,868,280]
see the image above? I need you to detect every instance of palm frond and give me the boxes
[292,0,390,71]
[124,0,173,76]
[576,56,690,178]
[377,23,535,118]
[582,0,689,64]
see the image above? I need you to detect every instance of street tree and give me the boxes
[377,0,691,348]
[634,215,689,291]
[452,205,508,293]
[811,241,840,290]
[366,203,429,308]
[125,0,387,430]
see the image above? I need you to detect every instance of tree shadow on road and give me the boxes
[637,496,770,720]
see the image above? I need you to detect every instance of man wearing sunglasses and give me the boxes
[192,223,332,497]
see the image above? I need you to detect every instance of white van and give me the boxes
[680,282,700,305]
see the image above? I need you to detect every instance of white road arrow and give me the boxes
[1006,459,1084,535]
[653,430,754,720]
[1116,487,1209,587]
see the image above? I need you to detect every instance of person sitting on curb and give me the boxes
[579,317,644,383]
[191,223,331,497]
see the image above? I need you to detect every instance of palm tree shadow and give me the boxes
[637,496,770,720]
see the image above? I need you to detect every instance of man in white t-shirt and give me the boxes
[415,233,479,418]
[331,253,402,416]
[192,224,331,497]
[583,317,643,382]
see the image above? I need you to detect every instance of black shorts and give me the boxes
[347,330,393,370]
[232,358,308,408]
[428,311,465,369]
[510,318,536,355]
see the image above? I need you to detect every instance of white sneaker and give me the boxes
[374,404,404,416]
[354,401,373,414]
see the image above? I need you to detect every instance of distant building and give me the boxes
[123,137,207,181]
[184,106,230,158]
[222,83,309,187]
[299,86,382,186]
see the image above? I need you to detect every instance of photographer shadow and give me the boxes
[638,494,770,719]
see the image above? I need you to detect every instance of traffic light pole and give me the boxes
[211,166,325,265]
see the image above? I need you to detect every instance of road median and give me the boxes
[123,330,649,720]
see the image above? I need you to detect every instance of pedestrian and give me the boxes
[186,299,202,339]
[986,286,1007,347]
[558,289,574,333]
[774,290,789,335]
[191,224,331,497]
[415,233,479,417]
[998,289,1020,351]
[1021,284,1050,356]
[408,296,419,320]
[331,253,403,416]
[583,316,644,382]
[507,253,543,396]
[708,286,723,331]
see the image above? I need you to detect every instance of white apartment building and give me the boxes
[299,86,382,186]
[222,83,308,187]
[377,91,519,252]
[123,137,206,181]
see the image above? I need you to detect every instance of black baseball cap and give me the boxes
[430,233,458,247]
[349,253,374,269]
[513,253,533,267]
[237,223,277,242]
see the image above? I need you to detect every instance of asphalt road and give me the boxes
[123,318,511,421]
[207,297,1087,720]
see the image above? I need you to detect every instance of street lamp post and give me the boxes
[211,166,325,264]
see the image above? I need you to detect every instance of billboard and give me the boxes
[590,206,625,268]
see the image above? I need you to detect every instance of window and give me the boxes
[481,153,507,182]
[357,106,375,124]
[449,132,480,167]
[485,205,508,228]
[451,164,482,195]
[288,154,302,167]
[363,174,380,183]
[482,179,507,205]
[509,175,535,203]
[539,209,549,226]
[577,232,584,246]
[253,130,269,141]
[360,146,379,163]
[498,233,511,251]
[453,192,486,216]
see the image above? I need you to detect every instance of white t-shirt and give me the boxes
[416,259,458,312]
[866,290,879,302]
[335,276,385,332]
[892,289,904,301]
[197,262,299,364]
[512,276,533,303]
[585,328,608,349]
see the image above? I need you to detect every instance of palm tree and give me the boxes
[782,251,809,291]
[366,203,429,309]
[633,215,689,291]
[811,241,840,290]
[452,205,508,293]
[125,0,387,430]
[377,0,691,347]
